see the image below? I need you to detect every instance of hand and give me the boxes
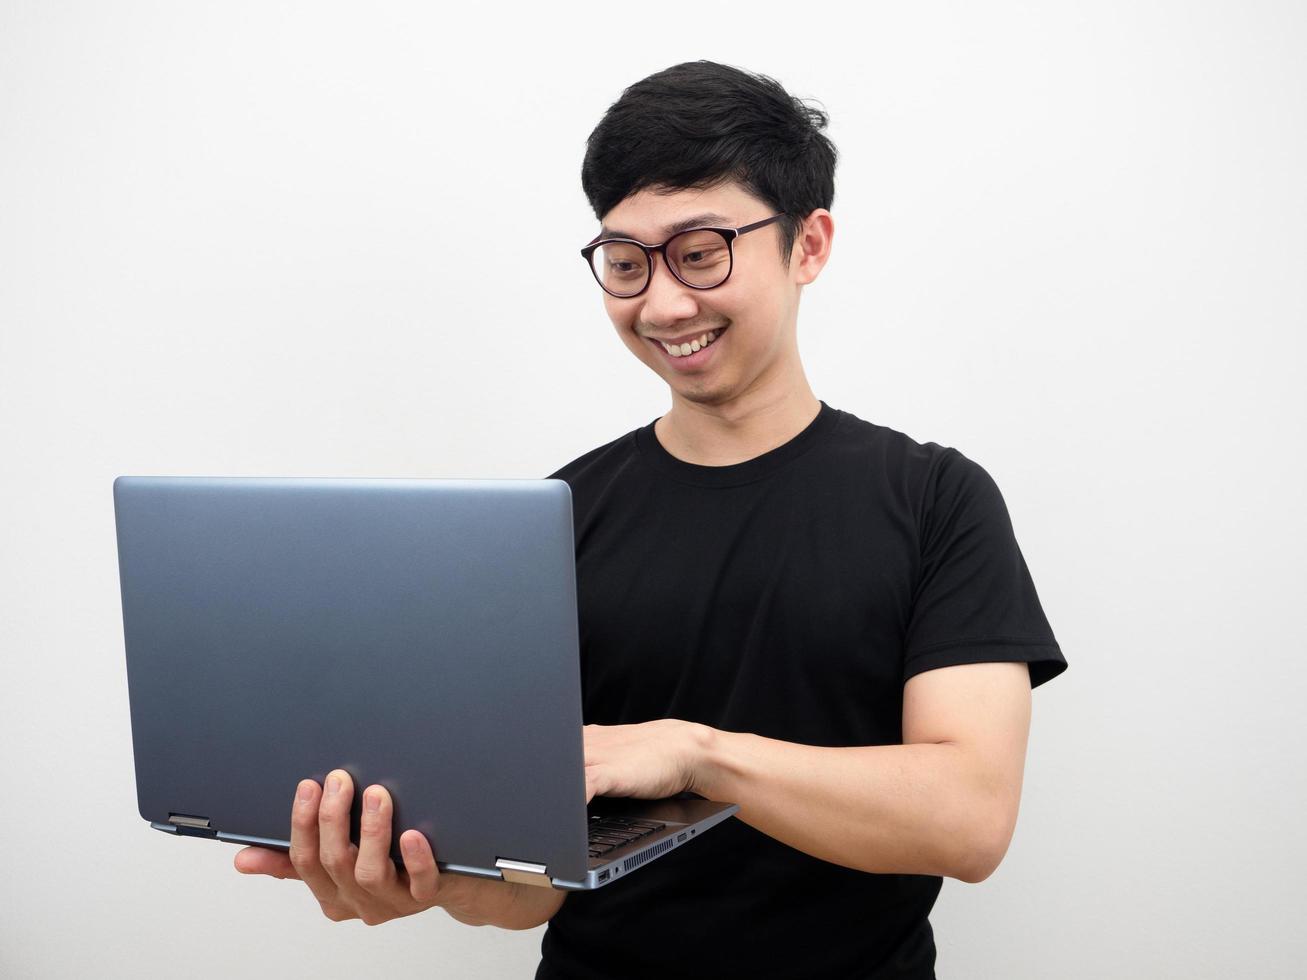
[233,768,445,926]
[583,719,708,803]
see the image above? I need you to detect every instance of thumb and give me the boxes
[234,845,301,880]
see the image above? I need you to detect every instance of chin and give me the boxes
[673,380,737,406]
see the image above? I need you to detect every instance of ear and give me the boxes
[791,209,834,286]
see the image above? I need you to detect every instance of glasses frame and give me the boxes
[580,212,788,299]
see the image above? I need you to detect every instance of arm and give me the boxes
[688,660,1032,883]
[441,872,567,931]
[235,769,566,929]
[583,660,1031,881]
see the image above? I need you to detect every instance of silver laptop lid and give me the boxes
[114,476,590,884]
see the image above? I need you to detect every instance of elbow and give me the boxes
[950,803,1019,884]
[953,851,1001,885]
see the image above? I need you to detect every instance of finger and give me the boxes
[234,845,301,880]
[398,829,441,906]
[354,784,399,895]
[288,778,338,900]
[318,768,360,893]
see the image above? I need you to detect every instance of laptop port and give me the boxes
[677,833,687,842]
[598,870,610,882]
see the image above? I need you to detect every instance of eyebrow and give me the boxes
[599,212,733,242]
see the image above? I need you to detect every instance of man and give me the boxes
[235,61,1067,979]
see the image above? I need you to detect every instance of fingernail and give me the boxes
[326,774,341,796]
[365,790,380,813]
[297,781,315,804]
[402,834,418,855]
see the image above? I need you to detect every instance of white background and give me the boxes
[2,2,1304,977]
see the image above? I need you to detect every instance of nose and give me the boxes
[638,252,700,327]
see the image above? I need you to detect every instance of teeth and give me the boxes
[660,329,722,357]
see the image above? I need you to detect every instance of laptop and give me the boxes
[113,475,738,890]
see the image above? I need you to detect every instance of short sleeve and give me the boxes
[903,448,1067,688]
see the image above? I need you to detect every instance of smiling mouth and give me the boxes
[646,325,728,357]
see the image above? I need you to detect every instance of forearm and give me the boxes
[689,726,1016,883]
[438,873,566,930]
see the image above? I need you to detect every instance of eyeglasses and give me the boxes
[580,213,788,298]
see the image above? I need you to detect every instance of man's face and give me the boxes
[594,181,803,409]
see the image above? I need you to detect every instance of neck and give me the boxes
[656,380,822,467]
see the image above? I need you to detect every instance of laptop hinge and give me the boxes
[495,858,551,887]
[166,813,218,839]
[168,813,211,829]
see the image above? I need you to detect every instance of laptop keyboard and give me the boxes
[588,815,666,858]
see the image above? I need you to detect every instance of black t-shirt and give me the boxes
[535,401,1066,980]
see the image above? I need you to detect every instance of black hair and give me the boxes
[581,60,837,267]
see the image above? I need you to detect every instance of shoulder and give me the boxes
[823,406,1010,537]
[545,425,649,536]
[546,426,643,485]
[827,405,980,494]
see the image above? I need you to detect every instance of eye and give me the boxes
[681,246,727,266]
[670,231,729,269]
[608,260,642,278]
[596,242,647,282]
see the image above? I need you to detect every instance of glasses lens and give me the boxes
[668,229,731,288]
[590,241,649,296]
